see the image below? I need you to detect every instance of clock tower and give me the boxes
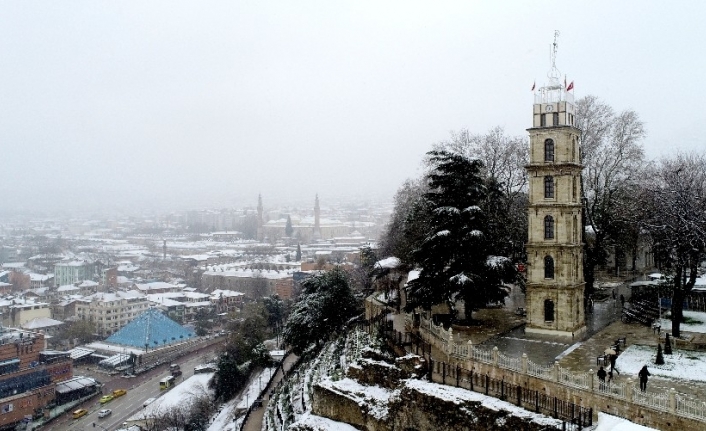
[525,32,586,337]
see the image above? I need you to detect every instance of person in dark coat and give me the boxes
[597,366,607,390]
[638,365,651,392]
[609,354,620,375]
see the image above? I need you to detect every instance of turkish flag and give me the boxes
[566,81,574,91]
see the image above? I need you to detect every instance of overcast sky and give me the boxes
[1,1,703,213]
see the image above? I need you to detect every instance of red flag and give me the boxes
[566,81,574,91]
[531,81,535,91]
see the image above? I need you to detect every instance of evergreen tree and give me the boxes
[655,342,665,365]
[283,267,360,355]
[285,215,294,237]
[664,333,672,355]
[405,151,516,318]
[296,243,302,261]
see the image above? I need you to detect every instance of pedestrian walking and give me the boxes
[597,366,607,390]
[638,365,651,392]
[607,369,614,385]
[609,354,620,375]
[612,289,617,300]
[620,294,625,308]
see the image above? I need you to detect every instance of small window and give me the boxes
[540,114,546,127]
[544,139,554,162]
[544,215,554,239]
[544,256,554,279]
[553,112,559,126]
[544,299,555,321]
[544,176,554,199]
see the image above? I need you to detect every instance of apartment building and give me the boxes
[75,290,150,337]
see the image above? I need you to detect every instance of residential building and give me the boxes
[75,291,151,337]
[53,260,95,287]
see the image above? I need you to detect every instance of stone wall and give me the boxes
[312,355,566,431]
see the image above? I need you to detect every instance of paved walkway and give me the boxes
[242,353,299,431]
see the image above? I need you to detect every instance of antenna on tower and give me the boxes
[548,30,561,85]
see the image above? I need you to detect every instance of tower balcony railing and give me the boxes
[534,86,574,105]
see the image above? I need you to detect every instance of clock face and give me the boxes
[546,105,553,112]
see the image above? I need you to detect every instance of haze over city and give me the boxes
[1,1,704,213]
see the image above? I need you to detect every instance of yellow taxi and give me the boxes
[112,389,127,397]
[72,409,88,419]
[99,394,114,404]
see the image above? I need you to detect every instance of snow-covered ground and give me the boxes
[595,412,658,431]
[207,367,277,431]
[616,344,706,382]
[660,310,706,334]
[129,372,213,422]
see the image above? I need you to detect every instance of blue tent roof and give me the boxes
[106,308,194,349]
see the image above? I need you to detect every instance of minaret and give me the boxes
[312,194,322,241]
[257,194,264,242]
[524,32,585,337]
[162,240,166,260]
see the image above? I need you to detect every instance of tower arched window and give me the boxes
[544,176,554,199]
[573,215,578,242]
[544,139,554,162]
[544,299,555,322]
[544,215,554,239]
[544,255,554,279]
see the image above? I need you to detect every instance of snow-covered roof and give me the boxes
[21,317,64,329]
[134,282,177,292]
[405,270,420,285]
[375,257,401,270]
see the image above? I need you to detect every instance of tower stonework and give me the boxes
[525,36,585,337]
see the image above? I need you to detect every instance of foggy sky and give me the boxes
[1,1,704,213]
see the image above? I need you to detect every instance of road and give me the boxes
[44,340,224,431]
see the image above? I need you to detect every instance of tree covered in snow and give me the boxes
[576,95,647,294]
[285,215,294,237]
[404,151,517,318]
[283,267,361,355]
[432,127,529,259]
[642,152,706,338]
[378,178,430,266]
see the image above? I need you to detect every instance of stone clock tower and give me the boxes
[525,33,586,337]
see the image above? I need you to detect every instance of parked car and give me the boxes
[98,409,112,418]
[143,397,156,407]
[72,409,88,419]
[99,394,114,404]
[112,389,127,397]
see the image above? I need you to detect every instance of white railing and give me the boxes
[527,360,554,380]
[596,380,626,399]
[471,347,493,364]
[448,342,469,358]
[498,353,522,372]
[676,395,706,421]
[633,387,669,412]
[558,366,590,390]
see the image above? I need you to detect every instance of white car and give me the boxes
[98,409,112,418]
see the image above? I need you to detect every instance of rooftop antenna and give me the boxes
[548,30,561,86]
